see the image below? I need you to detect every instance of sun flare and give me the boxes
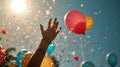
[10,0,26,13]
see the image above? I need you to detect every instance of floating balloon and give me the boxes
[64,10,86,34]
[106,53,118,67]
[16,49,28,67]
[80,60,95,67]
[22,52,33,67]
[47,44,56,55]
[41,55,54,67]
[85,15,94,31]
[0,47,5,65]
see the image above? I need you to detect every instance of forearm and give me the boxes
[27,39,50,67]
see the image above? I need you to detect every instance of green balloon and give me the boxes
[106,53,118,67]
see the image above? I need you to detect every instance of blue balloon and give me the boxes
[47,44,56,55]
[106,53,118,67]
[16,49,28,67]
[81,61,95,67]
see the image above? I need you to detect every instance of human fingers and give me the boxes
[52,18,57,28]
[48,18,52,29]
[54,21,59,31]
[56,27,61,34]
[40,24,44,34]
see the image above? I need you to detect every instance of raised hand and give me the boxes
[40,18,61,43]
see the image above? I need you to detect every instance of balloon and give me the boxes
[22,52,55,67]
[80,61,95,67]
[41,55,54,67]
[16,49,28,67]
[8,63,17,67]
[85,15,94,31]
[47,44,56,55]
[106,53,118,67]
[64,10,86,34]
[0,47,5,65]
[22,52,33,67]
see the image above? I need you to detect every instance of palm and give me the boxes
[40,18,60,42]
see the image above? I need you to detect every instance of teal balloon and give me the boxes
[47,44,56,55]
[81,61,95,67]
[16,49,28,67]
[106,53,118,67]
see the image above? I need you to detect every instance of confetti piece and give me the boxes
[25,25,32,32]
[13,15,16,18]
[74,56,79,61]
[52,0,56,4]
[49,6,52,10]
[93,11,97,15]
[72,40,77,44]
[28,0,32,5]
[61,50,66,53]
[45,9,51,15]
[16,26,21,31]
[71,50,76,55]
[80,4,84,7]
[0,28,7,34]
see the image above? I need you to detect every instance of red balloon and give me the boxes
[64,10,86,34]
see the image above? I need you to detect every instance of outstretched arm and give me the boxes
[27,18,60,67]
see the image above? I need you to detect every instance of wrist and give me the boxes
[42,38,52,44]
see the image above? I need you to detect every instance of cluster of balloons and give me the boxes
[21,51,58,67]
[80,53,118,67]
[16,43,56,67]
[0,46,118,67]
[64,10,94,35]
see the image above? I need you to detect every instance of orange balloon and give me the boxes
[22,52,33,67]
[85,15,94,31]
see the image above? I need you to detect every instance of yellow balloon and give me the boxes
[40,55,54,67]
[85,15,94,31]
[8,63,17,67]
[22,52,33,67]
[22,52,54,67]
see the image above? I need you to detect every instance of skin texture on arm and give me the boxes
[27,18,60,67]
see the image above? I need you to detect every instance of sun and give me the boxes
[10,0,26,13]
